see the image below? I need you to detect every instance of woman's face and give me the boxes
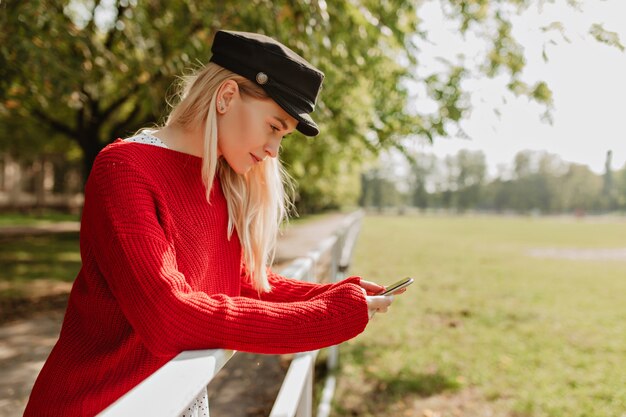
[216,81,298,174]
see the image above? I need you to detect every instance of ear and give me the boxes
[216,80,240,114]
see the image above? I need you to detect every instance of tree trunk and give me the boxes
[80,131,105,186]
[33,157,45,208]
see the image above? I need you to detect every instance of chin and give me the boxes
[221,156,247,175]
[232,162,253,175]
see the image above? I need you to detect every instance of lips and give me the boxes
[250,153,261,163]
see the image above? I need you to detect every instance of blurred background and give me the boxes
[1,0,625,416]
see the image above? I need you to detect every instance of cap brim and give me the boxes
[267,92,320,137]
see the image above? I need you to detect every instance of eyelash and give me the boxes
[271,125,280,132]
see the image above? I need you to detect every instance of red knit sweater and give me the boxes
[24,139,369,416]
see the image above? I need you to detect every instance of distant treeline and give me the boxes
[360,149,625,214]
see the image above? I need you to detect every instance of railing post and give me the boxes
[296,357,314,417]
[326,237,342,373]
[317,211,364,417]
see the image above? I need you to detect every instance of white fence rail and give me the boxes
[99,210,363,417]
[99,349,235,416]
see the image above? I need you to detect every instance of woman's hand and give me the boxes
[359,279,409,296]
[358,279,408,319]
[359,279,385,295]
[363,291,394,319]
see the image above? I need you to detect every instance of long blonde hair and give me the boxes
[155,63,294,293]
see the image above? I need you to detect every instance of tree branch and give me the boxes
[84,0,104,35]
[32,108,77,138]
[104,1,128,50]
[100,82,141,121]
[108,103,148,141]
[77,106,84,133]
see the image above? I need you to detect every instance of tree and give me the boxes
[483,178,515,212]
[560,163,602,213]
[427,155,454,210]
[602,150,618,211]
[2,0,422,212]
[508,151,563,213]
[2,0,617,212]
[407,153,436,209]
[455,149,486,211]
[359,168,402,211]
[615,164,626,210]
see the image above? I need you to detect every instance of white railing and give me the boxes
[99,210,363,417]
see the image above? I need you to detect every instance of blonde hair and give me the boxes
[153,63,294,293]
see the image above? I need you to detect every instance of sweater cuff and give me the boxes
[338,275,362,286]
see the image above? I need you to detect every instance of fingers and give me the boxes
[361,280,409,296]
[366,295,394,314]
[392,287,408,295]
[360,280,386,295]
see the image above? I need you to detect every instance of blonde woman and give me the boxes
[25,30,401,416]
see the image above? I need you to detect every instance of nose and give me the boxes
[264,137,281,159]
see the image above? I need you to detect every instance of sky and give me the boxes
[409,0,626,178]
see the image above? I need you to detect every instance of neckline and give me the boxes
[112,138,204,167]
[106,138,224,198]
[125,131,170,149]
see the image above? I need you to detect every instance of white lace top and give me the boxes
[123,130,170,149]
[123,130,210,417]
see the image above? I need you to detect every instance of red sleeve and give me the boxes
[86,153,369,356]
[240,267,363,303]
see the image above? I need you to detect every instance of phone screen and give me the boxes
[379,277,414,296]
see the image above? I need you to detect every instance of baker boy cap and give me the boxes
[209,30,325,136]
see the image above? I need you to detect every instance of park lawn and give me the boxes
[0,232,81,301]
[0,211,80,226]
[332,215,626,417]
[0,233,80,284]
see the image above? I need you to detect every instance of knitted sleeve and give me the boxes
[239,266,363,302]
[86,152,369,356]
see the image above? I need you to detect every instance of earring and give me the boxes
[219,101,225,111]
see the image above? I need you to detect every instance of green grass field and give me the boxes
[333,215,626,417]
[0,211,79,226]
[0,233,81,285]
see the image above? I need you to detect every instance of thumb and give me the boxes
[366,295,394,310]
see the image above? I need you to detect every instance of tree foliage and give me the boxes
[1,0,611,212]
[360,149,624,214]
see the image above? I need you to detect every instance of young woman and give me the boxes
[24,30,401,416]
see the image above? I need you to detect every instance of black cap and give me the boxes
[209,30,325,136]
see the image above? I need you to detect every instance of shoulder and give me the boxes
[91,139,167,183]
[88,139,161,195]
[94,139,137,166]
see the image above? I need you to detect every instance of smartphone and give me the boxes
[378,277,414,296]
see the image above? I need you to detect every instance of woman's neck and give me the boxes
[152,125,215,158]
